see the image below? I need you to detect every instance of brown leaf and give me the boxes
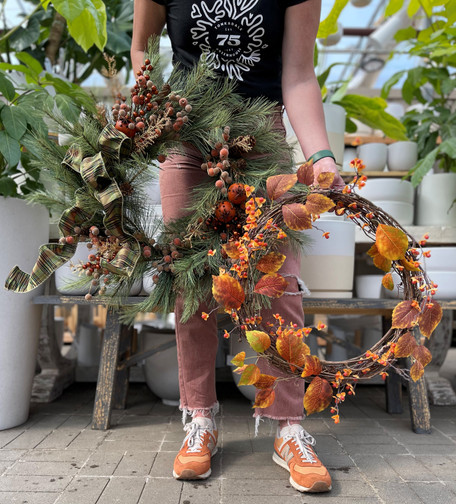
[254,273,288,298]
[253,388,275,408]
[418,302,442,339]
[246,330,271,353]
[276,328,306,371]
[304,193,335,215]
[212,273,245,310]
[375,224,408,261]
[317,172,335,189]
[266,173,297,200]
[238,364,260,386]
[256,252,286,274]
[255,374,277,390]
[392,300,420,329]
[412,345,432,367]
[303,376,333,415]
[394,332,418,358]
[410,361,424,382]
[301,355,322,378]
[297,161,314,186]
[231,351,245,367]
[282,203,312,231]
[382,273,394,291]
[367,243,392,272]
[223,242,241,259]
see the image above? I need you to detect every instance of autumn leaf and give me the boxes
[392,300,420,329]
[246,330,271,353]
[412,345,432,367]
[367,243,392,272]
[276,329,306,371]
[231,351,245,367]
[418,302,442,339]
[304,193,335,215]
[223,242,241,259]
[212,273,245,310]
[301,355,322,378]
[266,173,297,200]
[255,374,277,389]
[400,257,420,272]
[317,172,335,189]
[238,364,260,386]
[382,273,394,291]
[394,332,418,358]
[410,361,424,382]
[375,224,408,261]
[281,203,312,231]
[297,161,314,186]
[303,376,333,415]
[256,252,286,274]
[253,388,275,408]
[254,273,288,298]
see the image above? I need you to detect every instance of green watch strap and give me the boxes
[308,149,336,164]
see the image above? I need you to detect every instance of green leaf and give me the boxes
[0,131,21,167]
[317,0,349,38]
[1,106,28,141]
[384,0,405,17]
[345,117,357,133]
[9,17,40,51]
[52,0,108,52]
[55,95,80,123]
[438,137,456,159]
[0,72,15,101]
[106,22,132,53]
[410,148,438,187]
[394,26,417,42]
[0,176,18,197]
[317,63,344,90]
[15,52,43,76]
[381,71,404,99]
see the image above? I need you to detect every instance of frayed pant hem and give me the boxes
[179,401,219,425]
[252,413,305,437]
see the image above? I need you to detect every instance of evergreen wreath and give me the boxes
[5,42,442,422]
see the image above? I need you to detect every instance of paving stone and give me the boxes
[392,430,451,445]
[54,476,109,504]
[221,496,301,504]
[337,434,396,445]
[318,454,356,469]
[430,419,456,436]
[138,478,182,504]
[181,479,221,503]
[96,477,146,504]
[222,477,298,496]
[351,455,402,482]
[312,435,346,455]
[314,479,377,498]
[405,444,456,456]
[0,450,27,461]
[149,452,176,478]
[326,466,361,481]
[341,442,409,455]
[221,451,282,480]
[0,474,72,492]
[95,438,162,452]
[78,451,124,476]
[65,429,108,450]
[0,491,59,504]
[412,481,456,504]
[21,449,92,464]
[385,455,439,482]
[36,415,92,450]
[5,460,81,476]
[113,451,156,476]
[250,436,274,453]
[372,482,422,504]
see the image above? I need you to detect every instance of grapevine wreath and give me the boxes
[5,44,442,421]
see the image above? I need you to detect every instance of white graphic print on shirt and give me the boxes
[190,0,268,81]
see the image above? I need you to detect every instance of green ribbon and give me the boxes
[5,124,139,293]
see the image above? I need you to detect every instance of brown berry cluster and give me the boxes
[147,236,190,283]
[200,127,233,195]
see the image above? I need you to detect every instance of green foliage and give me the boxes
[317,0,349,38]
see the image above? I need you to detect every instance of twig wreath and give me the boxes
[5,43,442,422]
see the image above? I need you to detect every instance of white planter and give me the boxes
[423,247,456,272]
[372,200,414,226]
[416,173,456,226]
[359,178,414,204]
[323,103,346,168]
[357,143,387,172]
[75,323,101,367]
[55,243,91,295]
[387,141,418,172]
[0,198,49,430]
[384,270,456,300]
[355,275,384,298]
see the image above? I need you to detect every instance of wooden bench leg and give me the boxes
[406,356,431,434]
[91,307,121,430]
[386,369,403,414]
[113,324,133,410]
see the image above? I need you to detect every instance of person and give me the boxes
[131,0,345,493]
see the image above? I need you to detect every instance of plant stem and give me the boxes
[0,1,45,44]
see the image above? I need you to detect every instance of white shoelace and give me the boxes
[182,422,209,453]
[283,428,317,464]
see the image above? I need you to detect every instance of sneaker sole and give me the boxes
[173,447,218,480]
[272,451,332,493]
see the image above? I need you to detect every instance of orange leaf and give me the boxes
[276,328,306,371]
[212,273,245,310]
[246,330,271,353]
[367,243,392,272]
[297,161,314,186]
[282,203,312,231]
[375,224,408,261]
[256,252,286,274]
[238,364,260,386]
[304,193,335,215]
[394,332,418,358]
[412,345,432,367]
[317,172,335,189]
[410,361,424,382]
[223,242,241,259]
[233,365,246,374]
[255,374,277,390]
[418,302,442,338]
[266,173,297,200]
[382,273,394,291]
[303,376,333,415]
[254,273,288,298]
[253,388,276,408]
[400,257,420,272]
[301,355,322,378]
[231,351,245,367]
[392,300,420,329]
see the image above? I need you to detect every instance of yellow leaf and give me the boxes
[375,224,408,261]
[238,364,260,386]
[246,330,271,353]
[382,273,394,291]
[303,376,333,415]
[231,351,245,367]
[256,252,286,274]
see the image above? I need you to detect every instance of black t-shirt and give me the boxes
[151,0,308,103]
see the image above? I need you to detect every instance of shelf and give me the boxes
[344,134,396,145]
[355,225,456,245]
[340,171,409,178]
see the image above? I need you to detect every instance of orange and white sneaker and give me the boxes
[173,416,218,480]
[273,424,332,493]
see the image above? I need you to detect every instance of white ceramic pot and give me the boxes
[323,103,346,168]
[416,173,456,226]
[350,0,372,6]
[0,198,49,430]
[385,102,405,120]
[422,247,456,272]
[355,275,384,299]
[55,243,91,295]
[105,278,143,296]
[387,141,418,172]
[229,336,256,403]
[357,143,388,172]
[343,147,357,172]
[75,323,101,367]
[425,271,456,299]
[359,178,414,204]
[372,200,414,226]
[140,326,179,406]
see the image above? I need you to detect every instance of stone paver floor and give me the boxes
[0,380,455,504]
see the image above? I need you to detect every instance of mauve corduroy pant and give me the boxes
[159,110,305,420]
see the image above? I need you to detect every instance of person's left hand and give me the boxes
[312,157,345,190]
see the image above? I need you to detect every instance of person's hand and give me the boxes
[312,157,345,190]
